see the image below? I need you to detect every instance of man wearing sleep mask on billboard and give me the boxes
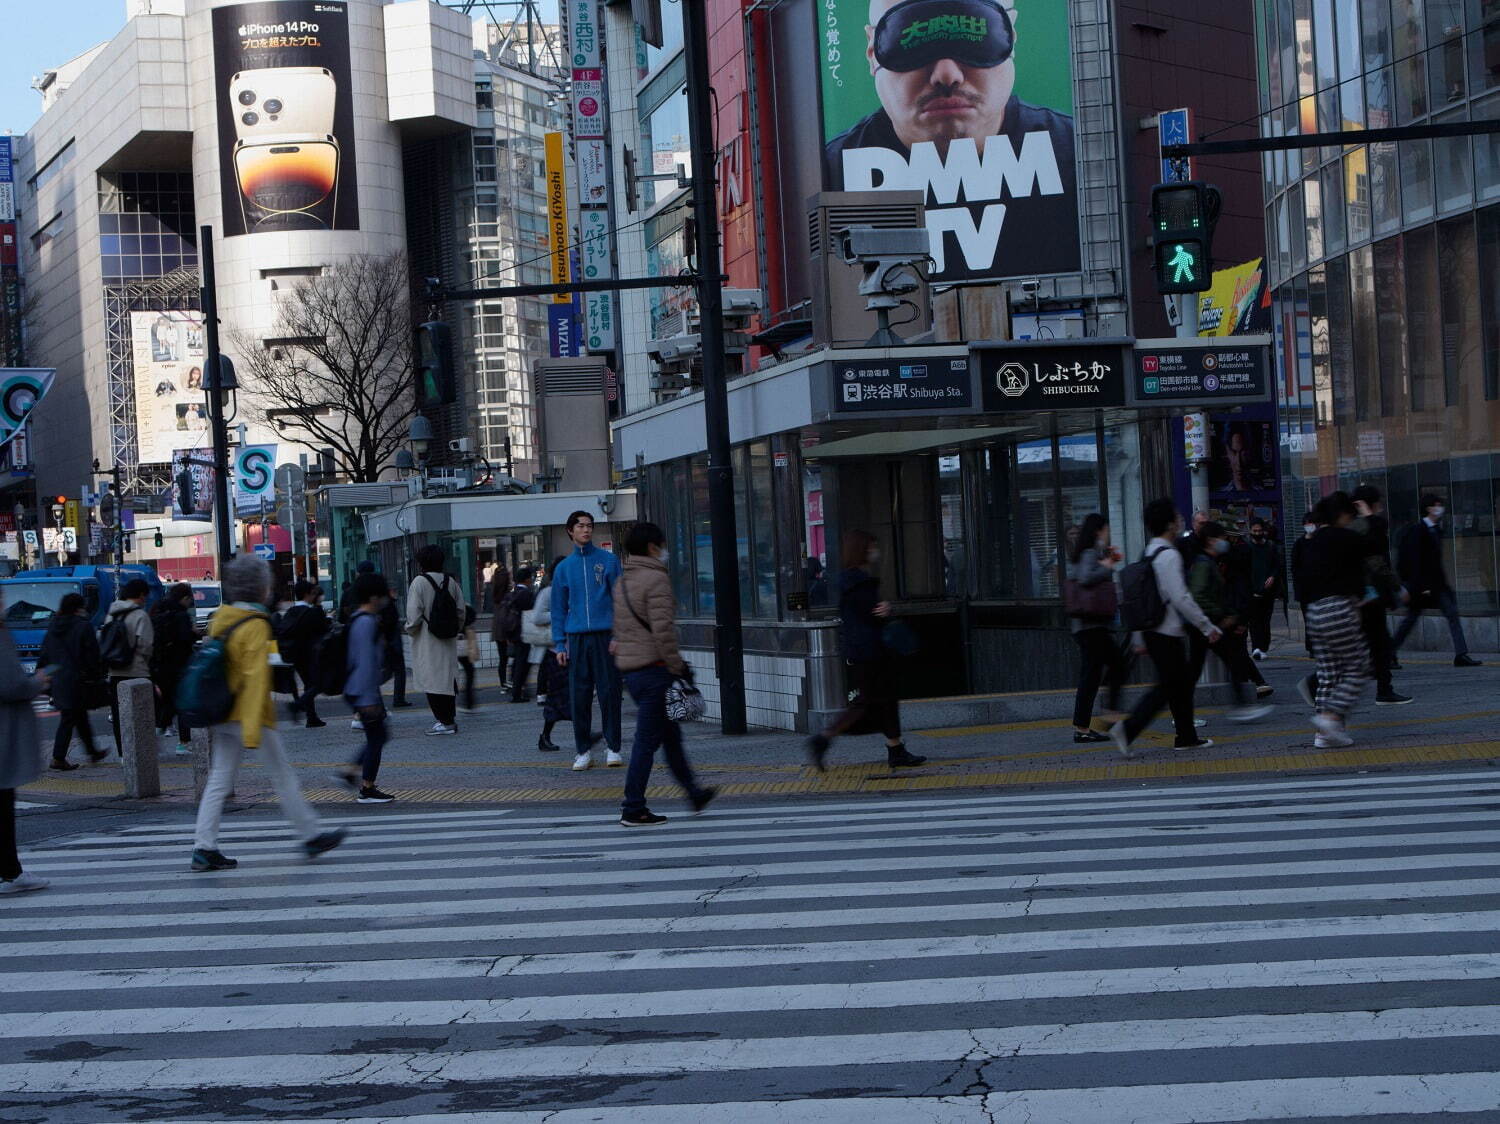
[820,0,1079,283]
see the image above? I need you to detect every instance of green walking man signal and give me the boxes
[1150,181,1221,295]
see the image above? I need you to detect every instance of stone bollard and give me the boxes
[191,726,213,801]
[117,677,160,799]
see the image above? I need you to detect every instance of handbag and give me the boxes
[665,677,706,722]
[1064,576,1119,620]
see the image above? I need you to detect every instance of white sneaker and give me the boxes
[426,723,457,736]
[605,750,624,767]
[1193,717,1208,728]
[572,753,592,771]
[1251,648,1265,661]
[350,718,364,731]
[0,872,49,894]
[1228,704,1274,723]
[1312,714,1353,747]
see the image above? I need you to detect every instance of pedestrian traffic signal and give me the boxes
[414,321,456,407]
[1150,181,1220,295]
[154,528,164,548]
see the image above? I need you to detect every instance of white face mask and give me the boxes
[1303,524,1317,535]
[655,549,670,565]
[867,548,881,566]
[1430,507,1446,520]
[1213,539,1230,555]
[1096,532,1109,548]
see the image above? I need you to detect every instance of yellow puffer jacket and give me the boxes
[208,604,277,748]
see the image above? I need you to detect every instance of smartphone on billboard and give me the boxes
[233,137,340,231]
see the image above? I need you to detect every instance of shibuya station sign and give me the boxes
[1127,337,1274,406]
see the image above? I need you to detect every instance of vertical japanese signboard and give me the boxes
[0,136,21,367]
[564,0,615,354]
[544,131,570,300]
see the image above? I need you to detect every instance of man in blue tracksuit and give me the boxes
[551,510,623,770]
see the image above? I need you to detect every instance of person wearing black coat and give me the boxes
[805,530,926,772]
[1392,493,1479,666]
[279,580,332,727]
[502,568,536,702]
[150,583,197,754]
[39,593,106,769]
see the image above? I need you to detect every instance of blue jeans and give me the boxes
[567,631,622,755]
[622,665,701,814]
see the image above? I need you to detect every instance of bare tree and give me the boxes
[232,251,417,482]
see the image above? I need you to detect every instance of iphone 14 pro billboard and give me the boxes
[212,1,360,235]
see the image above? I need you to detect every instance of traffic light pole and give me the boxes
[683,0,747,736]
[199,226,234,571]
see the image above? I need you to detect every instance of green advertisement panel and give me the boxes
[818,0,1080,283]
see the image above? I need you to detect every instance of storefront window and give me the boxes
[1406,225,1444,412]
[1104,424,1145,564]
[1373,235,1411,415]
[691,456,714,613]
[1439,214,1483,410]
[1393,0,1429,123]
[939,455,966,597]
[802,465,829,607]
[1016,439,1059,599]
[747,442,777,616]
[1451,454,1497,604]
[1401,138,1437,223]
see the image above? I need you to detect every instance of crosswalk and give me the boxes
[3,771,1500,1122]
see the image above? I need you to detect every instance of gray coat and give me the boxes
[404,572,468,696]
[0,624,44,789]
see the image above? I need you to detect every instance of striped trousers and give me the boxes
[1307,596,1371,717]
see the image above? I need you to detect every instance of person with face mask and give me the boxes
[1393,493,1480,667]
[806,529,928,771]
[1290,512,1320,658]
[612,522,714,826]
[1187,522,1274,723]
[1064,513,1126,742]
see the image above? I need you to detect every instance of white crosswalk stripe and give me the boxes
[2,768,1499,1121]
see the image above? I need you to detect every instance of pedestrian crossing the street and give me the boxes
[3,770,1500,1122]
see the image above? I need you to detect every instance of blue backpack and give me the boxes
[176,615,265,728]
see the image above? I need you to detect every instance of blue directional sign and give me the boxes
[253,543,276,560]
[1159,108,1193,182]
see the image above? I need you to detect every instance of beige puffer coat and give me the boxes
[611,556,685,676]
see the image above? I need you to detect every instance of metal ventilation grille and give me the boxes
[535,365,605,394]
[327,484,408,508]
[808,202,925,255]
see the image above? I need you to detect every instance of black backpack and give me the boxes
[274,604,311,665]
[99,606,141,670]
[423,574,461,640]
[1118,544,1169,633]
[176,615,265,727]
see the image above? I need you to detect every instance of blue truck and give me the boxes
[0,565,165,672]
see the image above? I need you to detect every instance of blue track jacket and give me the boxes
[551,543,622,652]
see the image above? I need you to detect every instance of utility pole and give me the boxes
[682,0,746,735]
[199,226,234,570]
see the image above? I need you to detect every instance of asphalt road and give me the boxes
[3,769,1500,1121]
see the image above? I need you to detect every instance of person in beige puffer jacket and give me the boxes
[612,521,715,827]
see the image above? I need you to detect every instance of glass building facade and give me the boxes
[1260,0,1500,611]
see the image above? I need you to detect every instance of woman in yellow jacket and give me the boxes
[190,554,345,873]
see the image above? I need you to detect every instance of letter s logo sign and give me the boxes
[237,447,273,495]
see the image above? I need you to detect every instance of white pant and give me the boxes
[193,725,321,851]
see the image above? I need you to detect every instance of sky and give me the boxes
[0,0,124,136]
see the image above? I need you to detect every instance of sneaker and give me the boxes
[392,699,414,708]
[174,743,192,757]
[572,752,593,771]
[1376,691,1414,706]
[1296,674,1317,709]
[1256,685,1275,700]
[1455,654,1483,667]
[0,872,49,894]
[1193,717,1208,728]
[690,787,718,815]
[86,748,108,764]
[1251,648,1265,661]
[350,717,364,731]
[48,759,79,771]
[1108,721,1133,758]
[1073,729,1110,743]
[605,749,624,767]
[1174,738,1214,750]
[1312,714,1354,747]
[620,809,668,827]
[1228,704,1274,723]
[303,828,348,859]
[189,849,238,873]
[426,723,457,736]
[304,718,327,729]
[357,787,396,804]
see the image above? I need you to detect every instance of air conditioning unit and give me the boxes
[807,191,932,348]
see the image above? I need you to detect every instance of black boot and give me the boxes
[887,742,927,768]
[805,734,830,772]
[538,733,559,752]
